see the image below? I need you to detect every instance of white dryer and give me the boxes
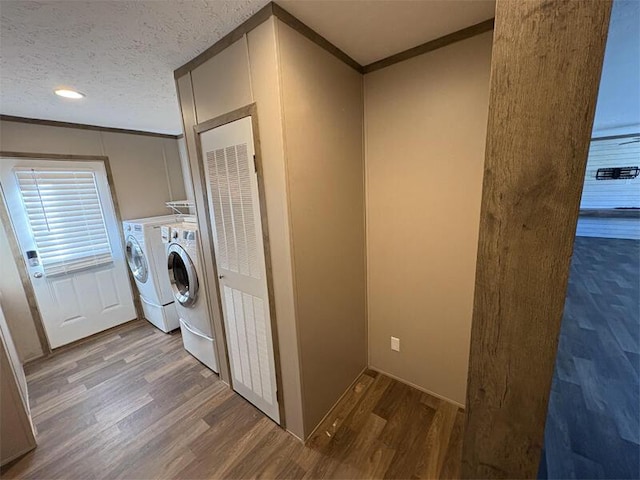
[123,215,179,332]
[163,222,218,372]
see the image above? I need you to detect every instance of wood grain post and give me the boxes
[461,1,612,478]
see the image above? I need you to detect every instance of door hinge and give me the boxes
[253,154,257,173]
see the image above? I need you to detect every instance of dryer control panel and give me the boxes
[183,230,196,242]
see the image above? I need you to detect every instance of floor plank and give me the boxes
[540,237,640,479]
[2,320,464,479]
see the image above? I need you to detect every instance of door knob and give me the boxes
[33,272,43,278]
[218,275,224,279]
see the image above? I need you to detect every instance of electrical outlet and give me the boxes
[391,336,400,352]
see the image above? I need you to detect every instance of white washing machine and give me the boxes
[123,215,179,333]
[162,222,218,372]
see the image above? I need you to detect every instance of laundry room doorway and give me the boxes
[0,154,136,349]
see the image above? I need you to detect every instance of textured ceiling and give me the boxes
[278,0,495,66]
[0,0,269,134]
[0,0,495,135]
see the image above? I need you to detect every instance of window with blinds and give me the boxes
[14,168,113,276]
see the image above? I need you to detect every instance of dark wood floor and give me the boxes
[540,236,640,479]
[1,320,464,479]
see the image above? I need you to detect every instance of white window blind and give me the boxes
[15,168,113,276]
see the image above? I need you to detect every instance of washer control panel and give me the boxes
[160,225,172,243]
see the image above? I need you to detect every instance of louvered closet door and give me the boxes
[0,158,135,348]
[200,116,280,424]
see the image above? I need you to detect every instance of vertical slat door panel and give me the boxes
[224,285,244,382]
[201,116,280,423]
[206,151,229,270]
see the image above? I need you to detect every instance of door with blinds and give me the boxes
[0,158,135,348]
[200,116,280,424]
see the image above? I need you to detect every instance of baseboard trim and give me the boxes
[367,365,465,410]
[303,365,368,444]
[24,318,142,368]
[0,444,36,469]
[285,429,304,444]
[22,352,46,364]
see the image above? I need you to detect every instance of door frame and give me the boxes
[193,103,286,428]
[0,152,142,356]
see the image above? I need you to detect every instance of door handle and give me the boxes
[218,275,224,279]
[33,272,43,279]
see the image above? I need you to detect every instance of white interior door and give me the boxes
[201,116,280,424]
[0,158,136,348]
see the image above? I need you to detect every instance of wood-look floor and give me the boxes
[1,320,463,479]
[540,237,640,479]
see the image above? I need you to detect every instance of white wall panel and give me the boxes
[577,135,640,239]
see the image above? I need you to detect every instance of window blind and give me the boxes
[15,168,113,276]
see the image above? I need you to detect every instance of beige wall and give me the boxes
[0,121,186,220]
[365,32,493,405]
[248,20,304,439]
[0,223,41,363]
[0,119,185,361]
[176,20,305,439]
[277,21,367,434]
[0,304,36,466]
[190,38,253,122]
[177,137,195,204]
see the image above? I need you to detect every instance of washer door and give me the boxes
[125,235,148,283]
[167,243,198,307]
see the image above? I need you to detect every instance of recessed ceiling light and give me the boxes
[54,89,85,99]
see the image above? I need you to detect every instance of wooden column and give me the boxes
[461,1,612,478]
